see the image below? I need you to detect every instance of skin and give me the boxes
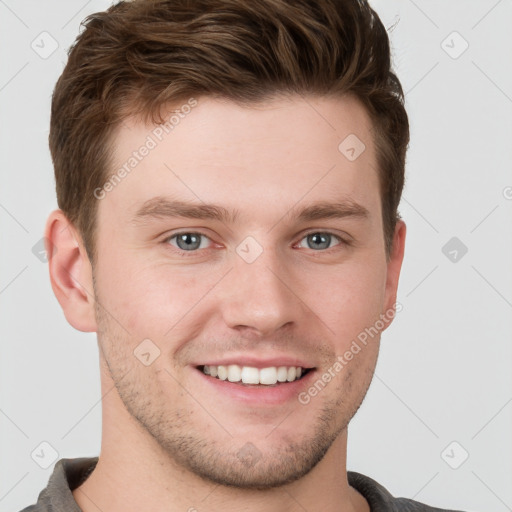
[47,94,406,512]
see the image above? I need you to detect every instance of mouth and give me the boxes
[196,364,314,386]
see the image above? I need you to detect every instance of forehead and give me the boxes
[102,94,380,224]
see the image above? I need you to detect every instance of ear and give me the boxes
[45,210,98,332]
[382,220,406,327]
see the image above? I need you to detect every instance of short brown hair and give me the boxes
[50,0,409,263]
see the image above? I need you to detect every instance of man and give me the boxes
[21,0,465,510]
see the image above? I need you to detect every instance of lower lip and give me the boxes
[194,367,317,406]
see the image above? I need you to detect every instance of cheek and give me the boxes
[97,256,217,339]
[303,258,387,342]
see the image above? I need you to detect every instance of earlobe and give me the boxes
[383,220,406,323]
[45,210,98,332]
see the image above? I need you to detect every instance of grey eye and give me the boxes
[169,233,208,251]
[298,232,340,251]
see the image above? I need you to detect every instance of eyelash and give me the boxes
[163,230,351,257]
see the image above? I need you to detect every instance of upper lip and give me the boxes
[194,355,315,369]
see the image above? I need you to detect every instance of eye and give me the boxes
[297,232,344,251]
[163,230,349,255]
[166,232,212,252]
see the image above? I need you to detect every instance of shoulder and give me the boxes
[17,457,99,512]
[348,471,468,512]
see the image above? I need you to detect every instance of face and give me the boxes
[91,94,403,488]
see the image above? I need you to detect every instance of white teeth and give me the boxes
[227,364,242,382]
[202,364,306,385]
[217,365,228,380]
[287,367,297,382]
[241,366,260,384]
[276,366,288,382]
[259,367,277,385]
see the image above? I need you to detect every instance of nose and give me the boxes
[218,245,304,337]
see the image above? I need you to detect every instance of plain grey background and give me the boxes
[1,1,511,511]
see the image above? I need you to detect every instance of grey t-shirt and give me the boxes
[19,457,465,512]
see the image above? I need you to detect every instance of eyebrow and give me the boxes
[132,197,370,225]
[133,197,241,224]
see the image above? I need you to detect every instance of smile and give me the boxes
[200,364,312,385]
